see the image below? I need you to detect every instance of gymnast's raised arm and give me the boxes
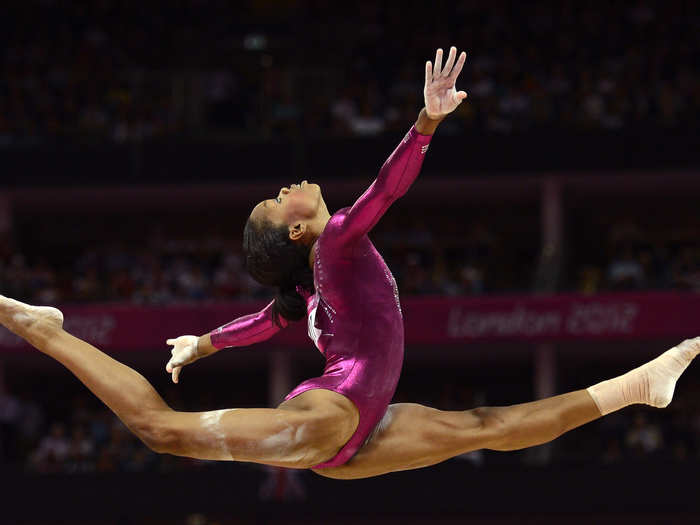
[333,47,468,249]
[165,300,287,383]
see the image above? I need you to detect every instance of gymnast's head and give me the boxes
[243,181,328,324]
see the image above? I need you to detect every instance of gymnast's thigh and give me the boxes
[311,402,484,480]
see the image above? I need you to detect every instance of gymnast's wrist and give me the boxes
[196,334,218,357]
[415,107,444,135]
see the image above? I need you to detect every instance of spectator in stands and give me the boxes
[65,425,95,473]
[30,422,70,473]
[0,380,21,462]
[606,222,649,290]
[670,245,700,291]
[625,411,664,457]
[606,244,647,290]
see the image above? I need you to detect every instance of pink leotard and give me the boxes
[210,125,432,468]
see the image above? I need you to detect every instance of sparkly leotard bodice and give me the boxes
[210,125,432,468]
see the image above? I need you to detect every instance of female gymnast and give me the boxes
[1,47,699,480]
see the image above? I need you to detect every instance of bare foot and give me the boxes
[0,295,64,340]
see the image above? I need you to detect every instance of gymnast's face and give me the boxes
[250,180,326,240]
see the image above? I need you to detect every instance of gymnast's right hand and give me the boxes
[165,335,202,384]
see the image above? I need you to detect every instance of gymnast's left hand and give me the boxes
[424,46,468,120]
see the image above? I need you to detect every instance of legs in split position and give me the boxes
[315,339,700,480]
[0,296,359,468]
[2,295,698,479]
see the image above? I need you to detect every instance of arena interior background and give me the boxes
[2,1,700,524]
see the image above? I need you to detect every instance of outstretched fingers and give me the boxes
[442,46,457,77]
[448,51,467,82]
[428,47,467,85]
[433,47,443,77]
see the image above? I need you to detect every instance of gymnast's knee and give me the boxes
[129,410,180,454]
[468,406,510,445]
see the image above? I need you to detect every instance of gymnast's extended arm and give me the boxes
[331,109,437,249]
[333,47,467,249]
[165,300,287,383]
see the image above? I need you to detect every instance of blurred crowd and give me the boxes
[1,211,532,304]
[2,212,700,306]
[1,1,698,143]
[572,218,700,294]
[2,375,699,476]
[0,385,217,475]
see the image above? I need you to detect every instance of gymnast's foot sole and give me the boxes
[0,295,64,341]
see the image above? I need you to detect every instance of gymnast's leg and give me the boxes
[315,338,700,480]
[0,296,358,468]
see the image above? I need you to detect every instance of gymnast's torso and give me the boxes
[284,209,405,467]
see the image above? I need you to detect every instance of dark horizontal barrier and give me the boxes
[4,460,699,522]
[1,292,698,353]
[4,129,699,187]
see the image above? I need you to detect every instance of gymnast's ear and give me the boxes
[289,222,306,242]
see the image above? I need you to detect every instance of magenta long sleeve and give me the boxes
[333,125,433,252]
[209,300,288,350]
